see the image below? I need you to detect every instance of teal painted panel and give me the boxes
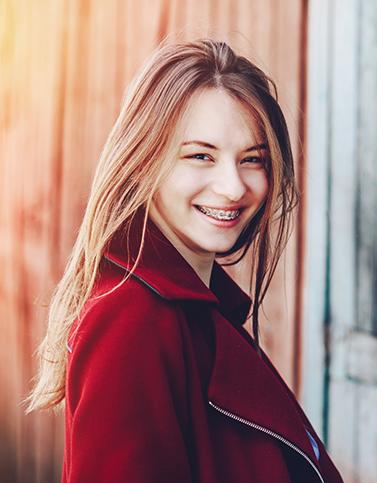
[356,0,377,335]
[306,0,377,481]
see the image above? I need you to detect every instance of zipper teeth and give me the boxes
[208,401,324,483]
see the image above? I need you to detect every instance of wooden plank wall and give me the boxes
[0,1,306,481]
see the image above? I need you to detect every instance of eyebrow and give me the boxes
[182,141,268,152]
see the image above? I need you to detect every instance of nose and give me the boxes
[211,161,247,201]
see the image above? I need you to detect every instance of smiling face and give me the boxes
[149,88,269,283]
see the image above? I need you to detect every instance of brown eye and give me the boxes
[242,156,262,164]
[189,154,211,160]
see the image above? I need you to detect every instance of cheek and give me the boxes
[151,179,177,220]
[260,173,269,200]
[164,168,205,201]
[248,171,269,203]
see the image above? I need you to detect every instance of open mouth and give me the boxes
[195,205,241,221]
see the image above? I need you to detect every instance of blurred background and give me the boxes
[1,0,376,481]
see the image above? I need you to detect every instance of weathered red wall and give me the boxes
[0,0,306,480]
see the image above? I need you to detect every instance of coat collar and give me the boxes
[104,218,251,324]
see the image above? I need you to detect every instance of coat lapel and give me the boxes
[208,309,320,469]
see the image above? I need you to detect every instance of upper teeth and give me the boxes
[197,206,240,220]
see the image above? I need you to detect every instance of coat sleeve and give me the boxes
[63,278,192,483]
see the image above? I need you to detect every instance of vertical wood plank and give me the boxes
[356,0,377,334]
[304,0,332,436]
[327,0,359,477]
[329,0,358,339]
[327,379,358,482]
[357,384,377,482]
[353,1,377,479]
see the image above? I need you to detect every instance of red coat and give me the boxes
[63,221,343,483]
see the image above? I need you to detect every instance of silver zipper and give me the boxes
[208,400,324,483]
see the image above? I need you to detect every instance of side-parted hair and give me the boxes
[27,38,297,412]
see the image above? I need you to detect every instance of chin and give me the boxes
[203,242,237,255]
[213,249,235,258]
[214,237,241,253]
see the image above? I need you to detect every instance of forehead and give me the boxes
[181,89,263,148]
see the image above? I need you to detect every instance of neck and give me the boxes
[178,250,214,288]
[148,212,215,288]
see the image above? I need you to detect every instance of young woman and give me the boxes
[28,39,343,483]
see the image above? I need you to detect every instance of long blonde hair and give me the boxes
[27,38,297,412]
